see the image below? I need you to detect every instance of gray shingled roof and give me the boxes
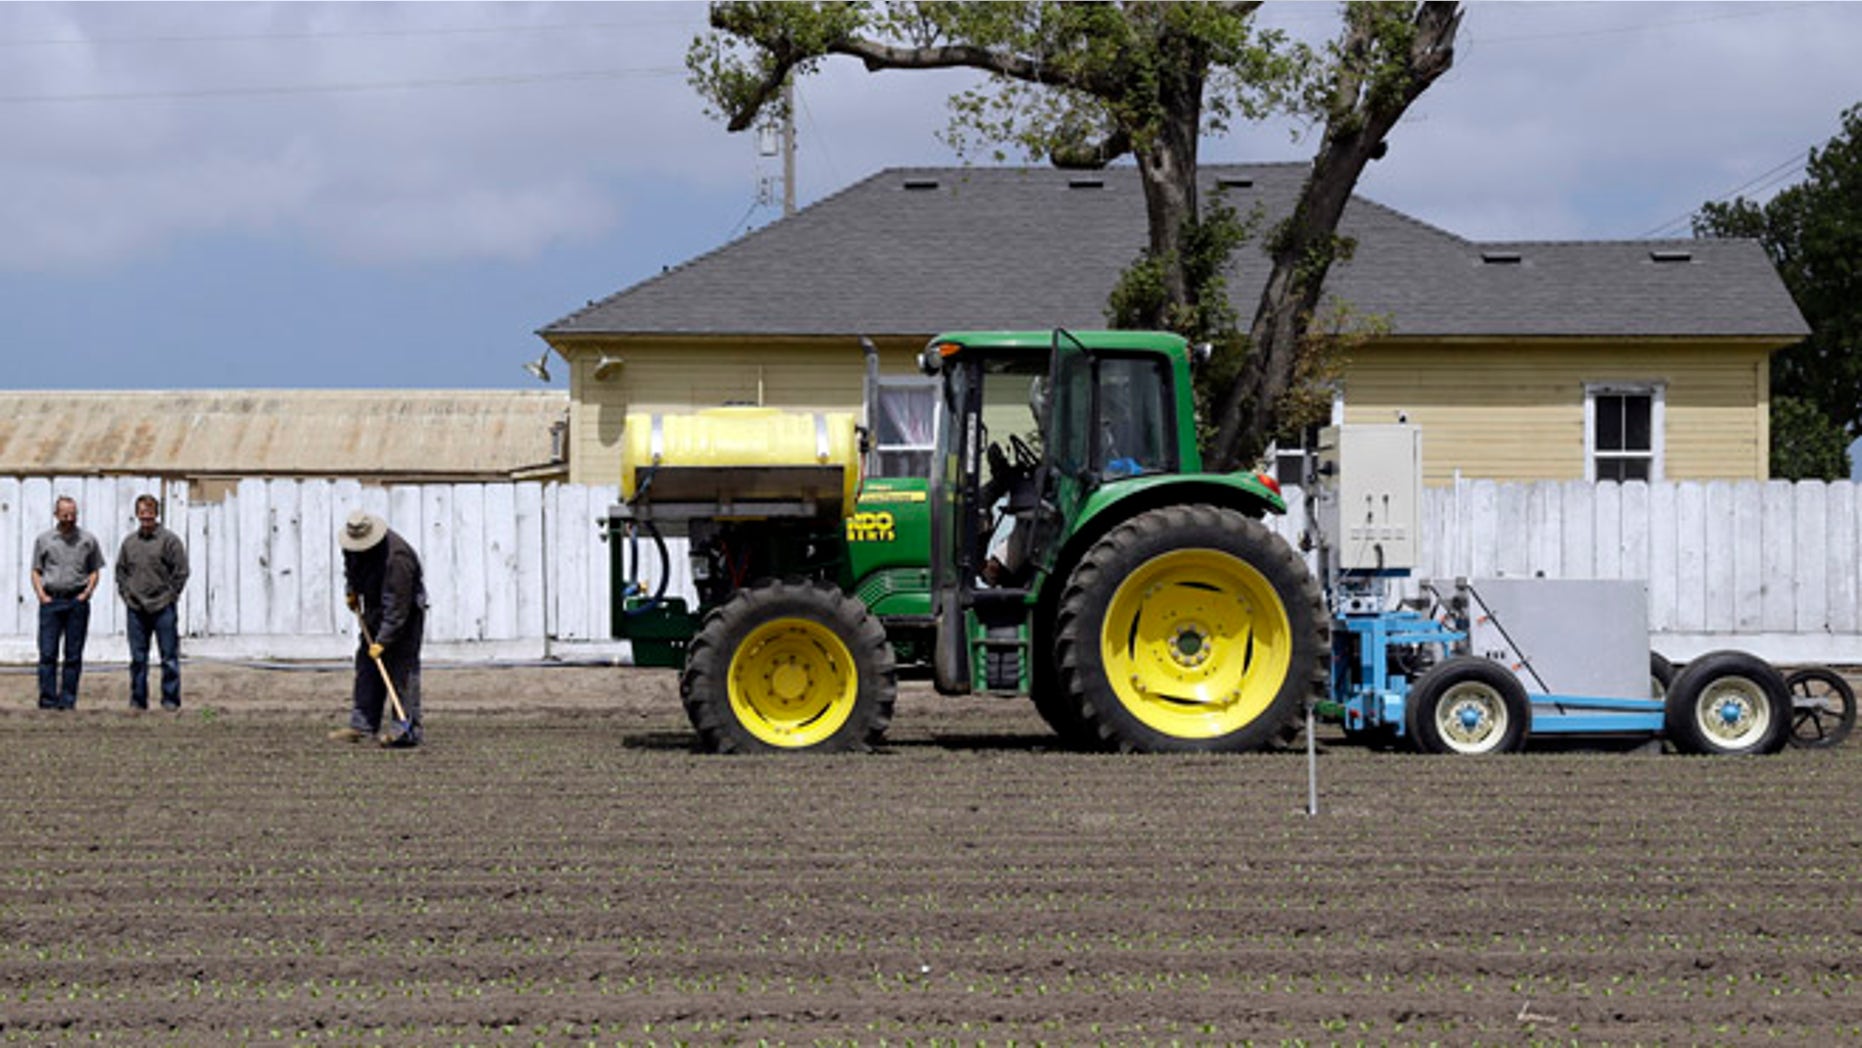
[542,163,1807,341]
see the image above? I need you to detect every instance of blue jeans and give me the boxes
[37,597,90,710]
[126,603,182,709]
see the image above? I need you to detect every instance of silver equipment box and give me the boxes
[1439,578,1650,700]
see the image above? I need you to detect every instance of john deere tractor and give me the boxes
[608,329,1329,753]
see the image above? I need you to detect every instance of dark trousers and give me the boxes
[351,611,423,742]
[37,597,90,710]
[126,603,182,709]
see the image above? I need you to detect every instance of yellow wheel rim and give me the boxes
[1100,549,1292,740]
[728,617,858,748]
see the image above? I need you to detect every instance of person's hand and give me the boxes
[368,642,384,661]
[345,593,359,612]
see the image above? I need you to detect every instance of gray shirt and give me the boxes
[33,527,105,597]
[116,525,190,614]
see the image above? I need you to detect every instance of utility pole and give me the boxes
[780,75,796,218]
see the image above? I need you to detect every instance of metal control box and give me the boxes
[1316,425,1422,571]
[1445,577,1650,701]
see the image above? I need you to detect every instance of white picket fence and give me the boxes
[2,476,1858,664]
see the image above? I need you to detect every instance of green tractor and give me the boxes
[608,329,1329,753]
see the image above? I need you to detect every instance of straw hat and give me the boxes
[338,509,388,552]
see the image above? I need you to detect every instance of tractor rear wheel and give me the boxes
[1054,505,1328,753]
[681,578,896,753]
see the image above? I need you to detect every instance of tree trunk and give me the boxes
[1207,2,1461,471]
[1127,43,1208,327]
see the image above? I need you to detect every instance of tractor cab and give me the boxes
[918,328,1208,697]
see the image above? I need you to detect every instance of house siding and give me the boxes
[1342,340,1773,484]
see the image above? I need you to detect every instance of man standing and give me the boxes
[116,494,191,711]
[32,496,105,710]
[333,509,426,747]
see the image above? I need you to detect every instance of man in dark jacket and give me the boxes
[333,510,426,747]
[116,494,190,710]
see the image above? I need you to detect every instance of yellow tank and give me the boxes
[619,407,863,519]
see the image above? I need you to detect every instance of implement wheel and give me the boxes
[1664,650,1789,756]
[1785,667,1856,750]
[681,579,896,753]
[1054,505,1328,753]
[1406,656,1530,755]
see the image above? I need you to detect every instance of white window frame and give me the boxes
[867,376,939,479]
[1584,381,1665,483]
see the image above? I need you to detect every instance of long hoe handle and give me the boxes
[353,605,411,733]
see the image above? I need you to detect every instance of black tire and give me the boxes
[1405,656,1531,755]
[1650,652,1676,701]
[680,578,896,753]
[1663,650,1790,755]
[1784,667,1856,750]
[1054,505,1328,754]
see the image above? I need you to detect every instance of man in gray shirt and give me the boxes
[32,496,105,710]
[116,494,190,711]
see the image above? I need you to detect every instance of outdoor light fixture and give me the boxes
[592,354,625,381]
[522,349,553,383]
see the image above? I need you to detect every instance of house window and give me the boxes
[1586,383,1664,482]
[868,378,938,477]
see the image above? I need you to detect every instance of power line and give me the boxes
[1640,148,1811,239]
[0,65,686,105]
[0,17,699,49]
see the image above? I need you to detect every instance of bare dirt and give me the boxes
[2,660,1860,1045]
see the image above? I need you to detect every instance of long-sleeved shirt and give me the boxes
[343,529,427,649]
[115,525,190,614]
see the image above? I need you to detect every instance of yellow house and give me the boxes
[538,165,1806,486]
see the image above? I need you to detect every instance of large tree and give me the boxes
[688,1,1460,469]
[1694,102,1862,478]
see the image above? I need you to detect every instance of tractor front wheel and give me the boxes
[1054,505,1328,753]
[681,578,896,753]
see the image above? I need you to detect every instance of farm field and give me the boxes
[1,661,1860,1045]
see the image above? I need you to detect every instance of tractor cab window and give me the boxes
[1093,356,1175,479]
[867,377,937,478]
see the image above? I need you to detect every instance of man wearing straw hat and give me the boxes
[332,509,426,747]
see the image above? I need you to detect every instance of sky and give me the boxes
[1,1,1858,403]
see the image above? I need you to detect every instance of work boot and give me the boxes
[327,726,369,743]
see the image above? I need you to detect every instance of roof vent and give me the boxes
[1067,178,1104,190]
[1480,250,1523,265]
[1216,176,1255,189]
[1650,249,1693,263]
[901,178,939,191]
